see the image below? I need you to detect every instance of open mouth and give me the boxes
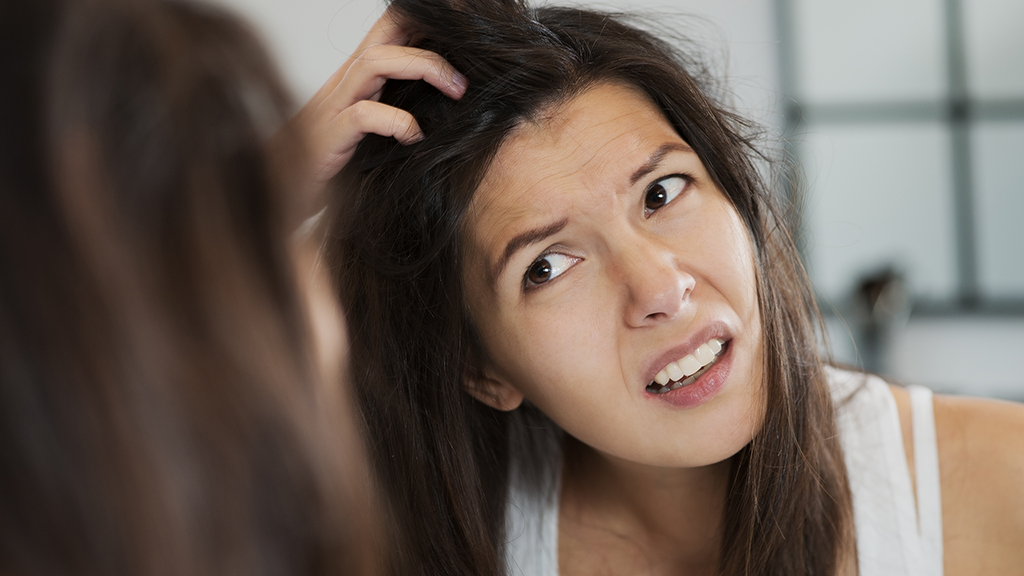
[645,338,728,395]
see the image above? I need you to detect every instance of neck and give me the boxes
[560,436,730,574]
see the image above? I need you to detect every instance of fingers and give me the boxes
[340,99,423,144]
[286,6,465,218]
[300,34,464,145]
[327,45,467,113]
[300,44,465,148]
[301,8,413,115]
[308,100,423,186]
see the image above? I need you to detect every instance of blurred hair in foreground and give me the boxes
[0,1,376,575]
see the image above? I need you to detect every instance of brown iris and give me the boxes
[527,258,553,284]
[645,183,667,211]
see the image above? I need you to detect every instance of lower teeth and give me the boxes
[647,357,717,394]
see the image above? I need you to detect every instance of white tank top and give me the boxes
[504,367,944,576]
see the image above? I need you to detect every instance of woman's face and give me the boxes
[462,82,764,468]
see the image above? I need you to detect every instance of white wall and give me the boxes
[205,0,388,104]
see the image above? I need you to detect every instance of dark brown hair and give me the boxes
[325,0,852,574]
[0,1,374,575]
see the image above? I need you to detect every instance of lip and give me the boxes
[645,341,733,408]
[640,320,734,408]
[640,320,732,384]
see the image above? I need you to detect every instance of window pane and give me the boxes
[800,123,957,304]
[964,0,1024,99]
[792,0,946,103]
[973,121,1024,298]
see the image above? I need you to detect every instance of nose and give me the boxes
[614,233,695,328]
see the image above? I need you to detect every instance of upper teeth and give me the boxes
[653,338,724,386]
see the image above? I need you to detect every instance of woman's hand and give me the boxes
[286,8,467,223]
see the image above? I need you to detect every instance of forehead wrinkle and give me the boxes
[583,128,647,185]
[466,82,683,292]
[519,119,648,206]
[468,144,568,288]
[547,95,666,186]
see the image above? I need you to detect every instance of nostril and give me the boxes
[618,243,695,327]
[628,280,691,327]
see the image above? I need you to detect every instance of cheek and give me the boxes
[699,206,760,321]
[486,290,613,395]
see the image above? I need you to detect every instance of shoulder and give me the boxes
[932,392,1024,573]
[933,393,1024,510]
[933,392,1024,463]
[826,370,1024,571]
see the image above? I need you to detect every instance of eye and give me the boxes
[525,253,579,288]
[644,175,690,217]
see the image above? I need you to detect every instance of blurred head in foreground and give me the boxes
[0,0,374,575]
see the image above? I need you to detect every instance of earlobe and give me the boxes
[464,372,524,412]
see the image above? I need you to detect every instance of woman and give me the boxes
[317,1,1024,575]
[0,0,446,572]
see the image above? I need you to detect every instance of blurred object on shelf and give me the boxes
[849,266,911,374]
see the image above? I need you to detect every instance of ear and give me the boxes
[463,367,524,412]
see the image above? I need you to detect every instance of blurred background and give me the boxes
[206,0,1024,400]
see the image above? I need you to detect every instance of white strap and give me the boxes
[908,386,944,576]
[504,441,561,576]
[831,369,926,575]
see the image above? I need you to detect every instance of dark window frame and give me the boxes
[774,0,1024,316]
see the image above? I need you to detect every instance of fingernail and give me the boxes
[451,72,469,96]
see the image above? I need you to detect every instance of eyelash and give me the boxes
[523,250,580,291]
[520,173,692,291]
[643,173,692,218]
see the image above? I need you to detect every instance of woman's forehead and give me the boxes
[462,82,701,287]
[469,82,688,225]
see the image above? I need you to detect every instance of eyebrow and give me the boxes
[629,142,694,186]
[488,143,692,284]
[492,217,570,282]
